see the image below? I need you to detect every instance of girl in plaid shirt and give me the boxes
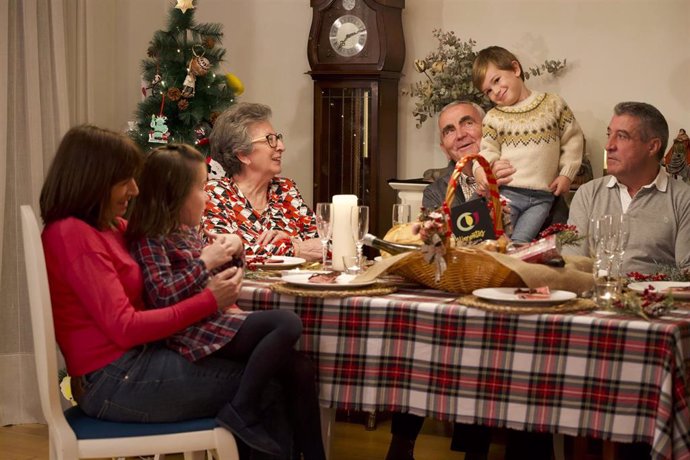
[127,144,325,460]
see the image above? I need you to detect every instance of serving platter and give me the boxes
[472,287,577,304]
[281,272,376,289]
[628,281,690,300]
[246,256,306,269]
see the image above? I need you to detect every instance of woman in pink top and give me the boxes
[39,125,292,457]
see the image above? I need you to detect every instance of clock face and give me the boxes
[329,15,367,57]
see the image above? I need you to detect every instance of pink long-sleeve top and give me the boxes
[42,217,217,377]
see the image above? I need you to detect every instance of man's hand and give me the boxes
[549,175,572,196]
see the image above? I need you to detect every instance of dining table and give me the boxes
[236,276,690,460]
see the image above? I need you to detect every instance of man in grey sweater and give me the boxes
[564,101,690,274]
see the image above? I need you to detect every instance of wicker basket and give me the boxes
[389,154,525,294]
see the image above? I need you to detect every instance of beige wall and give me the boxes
[89,0,689,207]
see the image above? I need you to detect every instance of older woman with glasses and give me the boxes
[204,102,322,260]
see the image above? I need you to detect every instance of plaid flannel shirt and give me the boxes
[131,227,248,361]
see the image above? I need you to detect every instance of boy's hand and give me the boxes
[549,175,572,196]
[473,166,489,197]
[492,159,515,186]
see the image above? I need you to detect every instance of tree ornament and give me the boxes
[181,46,210,98]
[149,94,170,143]
[210,111,220,125]
[202,36,216,49]
[149,114,170,143]
[175,0,195,14]
[167,87,182,101]
[226,73,244,95]
[178,99,189,111]
[190,55,211,77]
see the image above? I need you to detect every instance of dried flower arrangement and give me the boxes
[537,223,584,247]
[610,285,674,320]
[404,30,567,127]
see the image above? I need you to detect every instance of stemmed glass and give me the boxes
[351,205,369,271]
[392,203,411,228]
[315,202,333,268]
[589,214,629,306]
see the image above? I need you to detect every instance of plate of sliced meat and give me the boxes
[472,287,576,304]
[628,282,690,300]
[281,271,376,289]
[246,256,306,269]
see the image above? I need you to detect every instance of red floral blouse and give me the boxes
[203,176,318,256]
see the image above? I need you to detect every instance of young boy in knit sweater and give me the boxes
[472,46,584,243]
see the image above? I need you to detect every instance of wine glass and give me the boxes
[351,205,369,271]
[608,214,630,279]
[315,202,333,268]
[392,203,411,228]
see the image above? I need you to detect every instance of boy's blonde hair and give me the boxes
[472,46,525,91]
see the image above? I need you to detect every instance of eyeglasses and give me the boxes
[250,133,284,149]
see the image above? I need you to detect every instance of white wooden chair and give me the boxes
[20,205,240,460]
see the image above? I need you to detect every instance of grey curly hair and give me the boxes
[209,102,272,177]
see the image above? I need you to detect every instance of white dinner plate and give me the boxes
[472,287,576,304]
[246,256,306,270]
[628,281,690,300]
[281,272,376,289]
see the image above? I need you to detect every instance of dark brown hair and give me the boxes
[39,125,143,228]
[126,144,206,242]
[472,46,525,91]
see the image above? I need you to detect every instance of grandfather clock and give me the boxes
[307,0,405,237]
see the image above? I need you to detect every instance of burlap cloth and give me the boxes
[270,282,396,298]
[355,250,594,295]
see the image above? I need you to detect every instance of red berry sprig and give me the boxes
[626,271,669,282]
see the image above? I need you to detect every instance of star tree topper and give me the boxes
[175,0,195,14]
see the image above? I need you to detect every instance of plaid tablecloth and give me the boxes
[237,280,690,460]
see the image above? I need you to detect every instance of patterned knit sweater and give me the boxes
[474,91,584,192]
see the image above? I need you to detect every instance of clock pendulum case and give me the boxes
[307,0,405,237]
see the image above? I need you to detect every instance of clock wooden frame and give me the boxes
[308,0,405,237]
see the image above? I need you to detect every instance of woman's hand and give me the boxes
[293,238,323,261]
[256,229,291,247]
[207,266,244,310]
[200,236,238,271]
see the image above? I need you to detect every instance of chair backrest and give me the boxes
[20,205,78,448]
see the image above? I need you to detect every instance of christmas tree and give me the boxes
[130,0,243,156]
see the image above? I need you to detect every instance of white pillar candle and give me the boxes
[331,194,358,271]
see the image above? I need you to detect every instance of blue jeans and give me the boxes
[77,343,292,457]
[501,186,554,243]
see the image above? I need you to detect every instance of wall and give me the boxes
[93,0,689,206]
